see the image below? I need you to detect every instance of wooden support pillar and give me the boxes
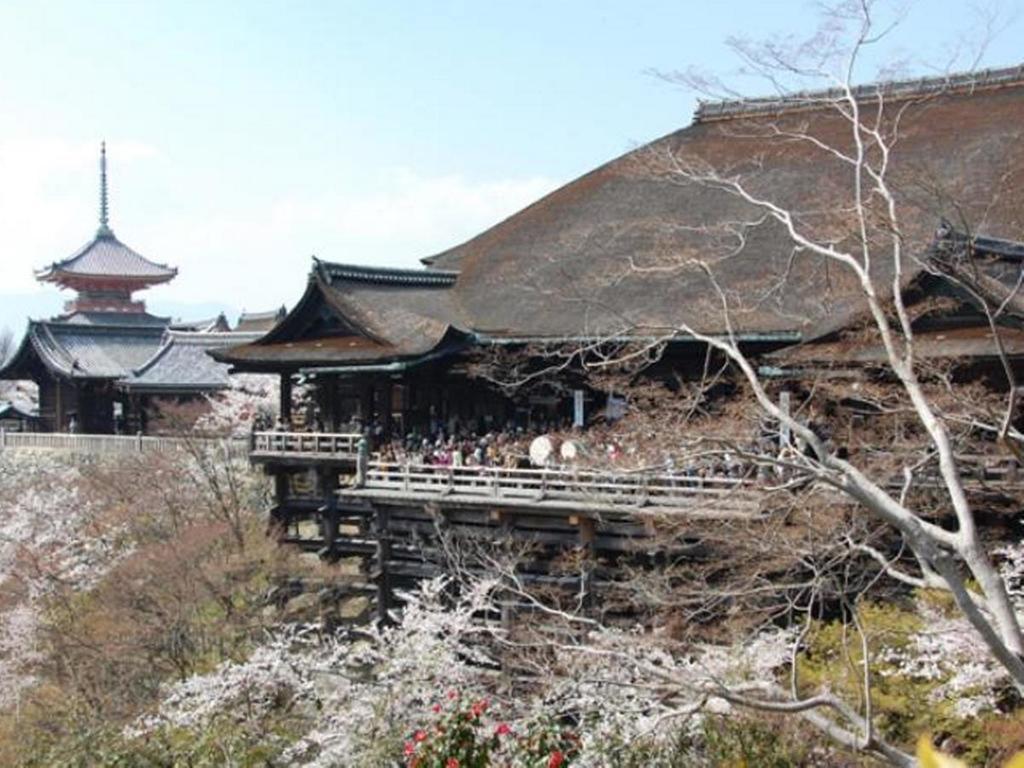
[269,471,290,539]
[571,514,597,614]
[318,468,339,560]
[490,509,515,631]
[274,472,288,507]
[356,438,369,487]
[375,505,392,624]
[55,376,64,432]
[381,379,394,438]
[280,372,293,427]
[359,382,373,429]
[327,375,341,432]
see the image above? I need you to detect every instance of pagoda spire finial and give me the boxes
[97,141,113,237]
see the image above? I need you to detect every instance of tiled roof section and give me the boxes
[694,65,1024,123]
[61,310,171,327]
[170,314,231,333]
[936,222,1024,260]
[37,233,176,282]
[122,331,262,391]
[234,306,287,333]
[24,321,167,378]
[318,260,466,347]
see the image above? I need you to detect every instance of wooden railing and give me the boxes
[341,454,1024,514]
[349,461,761,513]
[0,430,247,457]
[251,430,362,459]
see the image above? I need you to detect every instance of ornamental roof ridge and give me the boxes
[313,258,459,287]
[695,63,1024,123]
[164,330,265,344]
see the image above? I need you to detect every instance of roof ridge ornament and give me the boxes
[694,62,1024,123]
[97,141,114,238]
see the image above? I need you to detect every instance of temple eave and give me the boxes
[37,271,176,291]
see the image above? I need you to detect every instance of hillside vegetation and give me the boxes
[1,448,1024,766]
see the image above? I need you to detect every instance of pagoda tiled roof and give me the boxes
[36,232,177,284]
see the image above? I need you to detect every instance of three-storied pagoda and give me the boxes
[0,144,178,432]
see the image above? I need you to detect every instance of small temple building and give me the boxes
[0,144,274,433]
[235,306,287,333]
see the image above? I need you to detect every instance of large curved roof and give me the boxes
[423,68,1024,340]
[217,67,1024,372]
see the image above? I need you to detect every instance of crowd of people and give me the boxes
[318,416,783,481]
[376,430,531,469]
[279,393,803,480]
[355,416,568,470]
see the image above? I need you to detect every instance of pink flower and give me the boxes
[403,742,415,756]
[446,759,460,768]
[548,751,565,768]
[432,703,442,713]
[495,723,512,736]
[447,689,458,700]
[413,730,427,743]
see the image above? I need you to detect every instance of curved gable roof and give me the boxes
[212,262,467,370]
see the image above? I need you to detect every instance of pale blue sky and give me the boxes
[1,0,1022,335]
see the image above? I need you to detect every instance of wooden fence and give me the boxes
[343,460,764,517]
[0,430,248,457]
[251,430,361,459]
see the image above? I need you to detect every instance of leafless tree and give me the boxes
[459,3,1024,764]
